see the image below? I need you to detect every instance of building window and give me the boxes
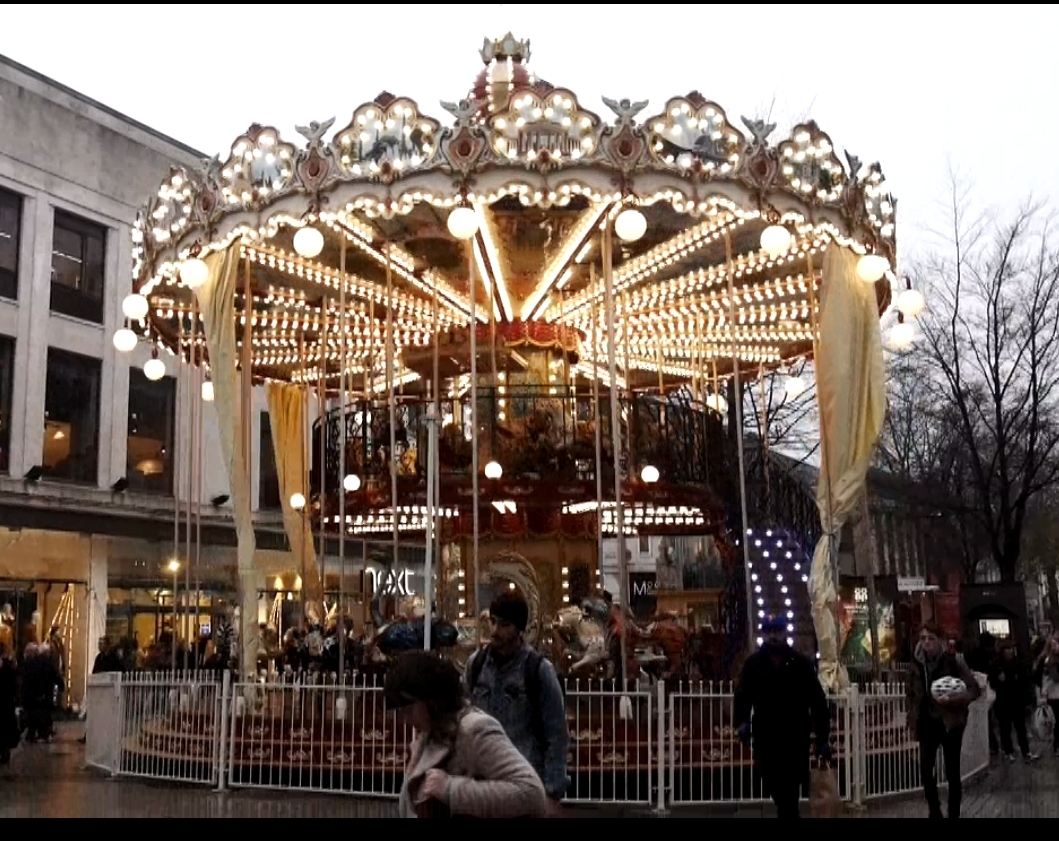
[638,535,651,554]
[126,367,175,494]
[0,335,13,473]
[42,348,101,483]
[0,189,21,301]
[259,412,280,509]
[50,210,106,323]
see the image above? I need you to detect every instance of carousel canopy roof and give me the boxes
[126,33,897,389]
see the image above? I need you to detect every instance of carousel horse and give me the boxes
[553,605,608,676]
[629,614,689,682]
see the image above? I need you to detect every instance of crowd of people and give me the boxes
[0,626,68,763]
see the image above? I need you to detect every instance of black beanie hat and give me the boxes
[489,591,529,632]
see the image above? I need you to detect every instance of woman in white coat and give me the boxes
[385,650,547,818]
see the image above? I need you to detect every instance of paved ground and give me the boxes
[1,725,1055,818]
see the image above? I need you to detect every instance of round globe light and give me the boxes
[143,357,166,381]
[857,254,890,284]
[640,465,660,484]
[343,474,361,492]
[897,288,926,318]
[484,461,503,480]
[122,293,149,321]
[705,393,728,415]
[888,321,915,351]
[293,226,324,259]
[760,225,792,259]
[784,375,806,399]
[112,328,138,353]
[290,493,307,511]
[180,257,209,289]
[614,208,647,243]
[201,380,214,402]
[447,206,479,240]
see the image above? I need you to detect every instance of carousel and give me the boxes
[116,33,922,791]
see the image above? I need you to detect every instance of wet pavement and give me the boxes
[2,724,1055,818]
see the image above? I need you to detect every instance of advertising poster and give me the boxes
[838,579,898,667]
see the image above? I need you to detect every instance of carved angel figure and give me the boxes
[740,116,776,146]
[440,99,483,125]
[295,117,335,146]
[602,96,649,124]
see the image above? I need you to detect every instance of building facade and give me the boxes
[0,55,403,704]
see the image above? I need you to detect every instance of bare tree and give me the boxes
[910,181,1059,583]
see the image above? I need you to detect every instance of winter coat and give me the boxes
[907,644,981,737]
[0,658,17,749]
[734,644,831,780]
[988,657,1035,711]
[398,706,547,818]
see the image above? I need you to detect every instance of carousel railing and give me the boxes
[95,671,990,811]
[310,386,728,501]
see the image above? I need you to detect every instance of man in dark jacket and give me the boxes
[906,622,981,818]
[988,642,1039,763]
[734,616,831,819]
[0,642,18,764]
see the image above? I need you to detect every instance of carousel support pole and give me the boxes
[424,403,437,651]
[194,326,203,672]
[724,231,756,655]
[172,325,181,676]
[591,264,604,585]
[299,330,309,628]
[338,241,347,680]
[240,252,255,680]
[318,297,328,616]
[385,244,399,577]
[469,243,480,617]
[602,220,631,716]
[432,258,441,619]
[622,293,633,459]
[184,311,196,673]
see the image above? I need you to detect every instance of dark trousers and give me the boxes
[1050,701,1059,751]
[995,705,1030,756]
[760,761,802,819]
[919,720,965,819]
[25,701,53,741]
[987,707,999,754]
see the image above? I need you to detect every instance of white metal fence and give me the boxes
[97,671,990,811]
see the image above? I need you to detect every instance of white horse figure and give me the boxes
[554,606,608,674]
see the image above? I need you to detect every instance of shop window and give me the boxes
[50,210,106,323]
[0,188,22,301]
[0,335,12,473]
[42,347,101,483]
[638,535,651,554]
[126,366,176,494]
[259,411,280,509]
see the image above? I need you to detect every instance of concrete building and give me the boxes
[0,54,383,705]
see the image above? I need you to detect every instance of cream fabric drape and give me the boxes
[810,246,886,691]
[195,247,258,677]
[265,381,323,622]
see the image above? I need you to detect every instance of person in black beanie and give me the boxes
[464,591,569,816]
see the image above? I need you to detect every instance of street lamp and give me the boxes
[640,465,660,484]
[168,559,180,673]
[484,461,503,480]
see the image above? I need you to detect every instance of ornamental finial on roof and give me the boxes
[480,33,531,65]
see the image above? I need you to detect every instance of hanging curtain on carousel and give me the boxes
[194,246,257,678]
[810,245,886,692]
[265,381,324,623]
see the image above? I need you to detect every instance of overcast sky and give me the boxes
[2,4,1055,268]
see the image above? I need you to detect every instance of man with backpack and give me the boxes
[464,591,569,816]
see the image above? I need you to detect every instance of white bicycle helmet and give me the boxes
[930,676,966,700]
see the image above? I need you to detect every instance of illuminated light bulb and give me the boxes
[614,208,647,243]
[856,254,890,284]
[887,320,915,351]
[756,637,764,646]
[290,493,306,511]
[484,461,503,480]
[784,376,806,399]
[343,474,361,492]
[897,288,926,317]
[760,225,792,258]
[787,638,794,647]
[293,226,324,259]
[180,257,209,289]
[122,293,149,321]
[144,355,165,382]
[113,328,138,353]
[640,465,659,484]
[447,206,479,240]
[201,379,214,402]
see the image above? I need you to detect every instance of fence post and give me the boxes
[655,681,668,814]
[214,670,231,793]
[849,684,864,808]
[111,673,124,778]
